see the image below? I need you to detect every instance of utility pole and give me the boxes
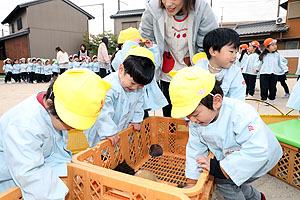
[80,3,105,34]
[277,0,281,17]
[118,0,120,11]
[211,0,213,7]
[220,7,224,27]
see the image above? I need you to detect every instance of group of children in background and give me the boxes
[2,54,108,84]
[236,38,291,105]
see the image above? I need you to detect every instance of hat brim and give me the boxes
[54,98,100,130]
[171,99,201,119]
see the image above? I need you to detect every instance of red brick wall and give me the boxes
[4,35,29,60]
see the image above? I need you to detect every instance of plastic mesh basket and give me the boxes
[0,163,190,200]
[73,117,214,199]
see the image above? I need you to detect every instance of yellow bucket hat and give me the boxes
[53,68,111,130]
[125,46,155,66]
[118,27,146,44]
[192,52,207,65]
[169,66,216,118]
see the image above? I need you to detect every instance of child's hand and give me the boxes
[144,39,153,48]
[133,38,143,44]
[128,123,141,131]
[196,156,210,172]
[254,69,258,74]
[107,134,120,146]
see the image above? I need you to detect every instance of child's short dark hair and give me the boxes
[200,80,223,110]
[123,55,155,85]
[45,76,62,121]
[203,28,240,60]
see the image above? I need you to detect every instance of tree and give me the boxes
[83,31,118,56]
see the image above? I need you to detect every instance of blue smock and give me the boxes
[195,60,246,101]
[72,61,80,68]
[286,79,300,110]
[111,40,168,111]
[12,64,20,74]
[0,94,71,199]
[51,63,60,73]
[185,97,282,186]
[44,65,53,75]
[3,64,13,73]
[236,53,248,70]
[256,52,288,75]
[35,64,43,74]
[84,72,144,147]
[92,62,100,73]
[27,63,33,73]
[243,53,259,75]
[296,56,300,75]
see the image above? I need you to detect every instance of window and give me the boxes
[11,23,15,33]
[122,21,138,30]
[288,1,300,19]
[285,41,299,50]
[17,18,22,30]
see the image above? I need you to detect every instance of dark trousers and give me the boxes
[21,72,27,82]
[160,80,172,117]
[243,74,256,96]
[35,74,42,83]
[260,74,278,101]
[28,72,35,83]
[4,72,12,83]
[44,75,51,82]
[99,68,107,78]
[52,72,58,77]
[277,74,289,94]
[297,75,300,81]
[13,74,20,83]
[60,68,66,74]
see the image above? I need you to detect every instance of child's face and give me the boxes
[93,58,98,62]
[38,60,42,64]
[186,95,222,126]
[248,45,255,54]
[210,44,237,69]
[162,0,184,16]
[119,64,144,92]
[74,57,78,61]
[6,61,11,64]
[266,43,277,52]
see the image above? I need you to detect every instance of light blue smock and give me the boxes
[80,62,88,69]
[286,79,300,110]
[92,62,100,73]
[35,64,43,74]
[236,53,248,70]
[88,62,94,71]
[20,63,27,73]
[51,63,60,73]
[111,40,168,111]
[44,65,53,75]
[195,60,246,101]
[68,62,73,69]
[32,63,36,72]
[12,64,20,74]
[0,94,71,199]
[256,52,288,75]
[185,97,282,186]
[3,64,13,73]
[84,72,144,147]
[27,63,33,73]
[72,61,80,68]
[243,53,260,75]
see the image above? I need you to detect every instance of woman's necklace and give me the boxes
[208,62,222,71]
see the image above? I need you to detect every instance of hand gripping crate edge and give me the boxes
[72,116,215,200]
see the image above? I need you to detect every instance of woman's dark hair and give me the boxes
[123,55,155,85]
[203,28,240,60]
[102,37,109,49]
[44,76,62,121]
[55,46,65,53]
[80,44,86,52]
[239,49,247,63]
[200,80,223,110]
[159,0,196,14]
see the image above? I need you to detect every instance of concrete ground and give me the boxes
[0,78,300,199]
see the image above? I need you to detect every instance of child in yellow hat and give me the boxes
[0,68,110,199]
[169,66,282,200]
[193,28,246,101]
[85,46,156,147]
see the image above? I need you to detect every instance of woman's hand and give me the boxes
[107,134,120,146]
[196,156,210,172]
[144,39,153,48]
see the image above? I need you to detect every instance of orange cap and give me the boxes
[240,44,248,51]
[249,41,260,48]
[264,38,277,47]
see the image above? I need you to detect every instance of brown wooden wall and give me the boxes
[286,57,299,74]
[4,35,29,60]
[0,60,4,74]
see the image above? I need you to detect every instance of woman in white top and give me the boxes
[97,37,111,78]
[55,47,69,74]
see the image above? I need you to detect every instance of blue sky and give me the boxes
[0,0,287,35]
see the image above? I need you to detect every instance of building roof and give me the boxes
[234,20,290,36]
[2,0,94,24]
[110,9,145,19]
[0,28,30,41]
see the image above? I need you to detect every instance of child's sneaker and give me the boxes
[259,100,269,106]
[268,100,275,105]
[261,192,266,200]
[283,93,290,98]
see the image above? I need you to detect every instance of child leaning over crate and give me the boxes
[169,66,282,200]
[0,68,110,199]
[193,28,246,101]
[85,47,155,147]
[111,27,168,118]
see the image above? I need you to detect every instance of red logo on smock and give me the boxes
[248,126,254,131]
[242,81,246,85]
